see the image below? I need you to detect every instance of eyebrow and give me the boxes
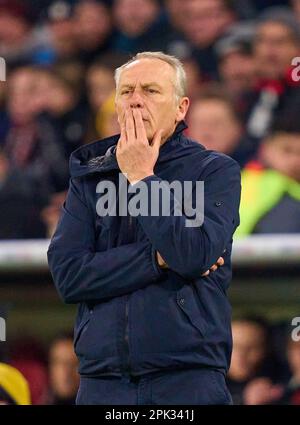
[119,82,163,90]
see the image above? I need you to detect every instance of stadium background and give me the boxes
[0,0,299,405]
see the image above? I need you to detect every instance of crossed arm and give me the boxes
[48,109,240,304]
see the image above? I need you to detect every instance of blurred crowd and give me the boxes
[0,0,299,239]
[0,332,79,404]
[0,318,300,405]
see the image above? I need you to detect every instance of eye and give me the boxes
[146,88,158,94]
[121,90,130,95]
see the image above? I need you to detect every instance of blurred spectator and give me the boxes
[278,339,300,404]
[0,0,53,67]
[96,91,119,138]
[182,58,204,101]
[245,7,300,138]
[291,0,300,22]
[85,57,117,141]
[236,113,300,236]
[41,191,67,238]
[216,22,257,101]
[0,149,46,238]
[43,0,77,62]
[0,363,31,405]
[10,336,49,404]
[3,66,70,194]
[254,7,300,81]
[163,0,195,60]
[179,0,237,79]
[36,63,87,158]
[46,332,79,405]
[243,376,284,405]
[164,0,186,33]
[243,336,300,405]
[73,0,113,65]
[227,316,284,404]
[112,0,174,54]
[187,89,254,167]
[86,60,116,113]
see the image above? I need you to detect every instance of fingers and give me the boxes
[151,129,163,149]
[117,117,127,151]
[120,118,127,141]
[201,256,225,277]
[132,108,147,144]
[209,257,224,272]
[125,108,136,141]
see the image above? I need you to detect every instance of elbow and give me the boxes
[53,274,80,305]
[58,289,78,305]
[47,248,79,305]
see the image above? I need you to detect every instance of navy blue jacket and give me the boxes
[47,121,241,377]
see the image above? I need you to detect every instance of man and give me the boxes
[48,52,241,405]
[227,317,281,405]
[187,90,248,166]
[236,112,300,237]
[47,333,80,405]
[245,7,300,139]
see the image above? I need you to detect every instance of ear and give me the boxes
[175,97,190,123]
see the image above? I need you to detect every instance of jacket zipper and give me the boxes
[123,294,130,374]
[122,214,134,375]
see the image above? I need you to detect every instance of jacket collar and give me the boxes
[70,120,188,178]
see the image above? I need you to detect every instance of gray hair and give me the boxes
[114,51,187,103]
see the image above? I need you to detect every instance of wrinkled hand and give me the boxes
[156,252,225,276]
[116,107,163,184]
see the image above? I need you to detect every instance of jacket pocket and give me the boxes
[176,284,207,337]
[74,309,92,350]
[74,299,118,360]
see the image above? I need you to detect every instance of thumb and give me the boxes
[151,129,163,150]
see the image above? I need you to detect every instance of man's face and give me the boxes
[229,322,267,382]
[87,66,115,111]
[115,58,188,142]
[187,99,241,155]
[254,22,299,79]
[287,341,300,377]
[220,51,256,95]
[181,0,234,48]
[113,0,159,37]
[262,133,300,182]
[49,340,79,399]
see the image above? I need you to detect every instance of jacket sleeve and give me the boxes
[47,177,163,304]
[136,156,241,280]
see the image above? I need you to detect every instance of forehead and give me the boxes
[119,58,176,87]
[272,133,300,146]
[257,21,294,38]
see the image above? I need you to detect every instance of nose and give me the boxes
[129,90,144,109]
